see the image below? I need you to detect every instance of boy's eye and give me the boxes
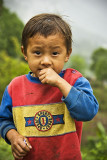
[34,51,41,55]
[52,52,59,56]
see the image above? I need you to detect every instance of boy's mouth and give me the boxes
[38,68,48,71]
[38,69,43,72]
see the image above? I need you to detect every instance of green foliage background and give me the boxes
[82,122,107,160]
[0,1,107,160]
[0,138,14,160]
[0,3,24,58]
[91,48,107,81]
[0,2,29,102]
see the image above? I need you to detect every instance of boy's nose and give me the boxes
[41,56,52,67]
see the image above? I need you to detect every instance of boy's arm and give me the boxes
[0,87,16,143]
[62,77,99,121]
[39,68,99,121]
[0,87,32,159]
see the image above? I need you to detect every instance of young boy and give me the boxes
[0,13,99,160]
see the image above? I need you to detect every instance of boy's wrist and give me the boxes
[6,129,19,143]
[56,76,72,98]
[55,76,64,88]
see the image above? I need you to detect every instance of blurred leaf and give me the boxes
[97,122,106,136]
[82,122,107,160]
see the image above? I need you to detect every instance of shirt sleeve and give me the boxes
[0,86,16,144]
[62,77,99,121]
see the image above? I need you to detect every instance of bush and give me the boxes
[82,122,107,160]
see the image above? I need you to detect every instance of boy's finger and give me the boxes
[23,138,32,150]
[17,139,31,153]
[39,74,46,81]
[13,143,27,155]
[13,150,24,160]
[39,69,46,75]
[39,67,52,75]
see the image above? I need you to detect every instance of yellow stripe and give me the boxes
[13,102,76,137]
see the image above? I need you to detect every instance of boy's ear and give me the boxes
[65,48,72,62]
[21,46,28,61]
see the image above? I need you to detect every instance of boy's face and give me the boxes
[22,33,71,77]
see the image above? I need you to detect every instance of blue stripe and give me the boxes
[25,117,35,127]
[25,114,64,127]
[53,115,64,124]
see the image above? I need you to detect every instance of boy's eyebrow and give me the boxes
[51,46,61,49]
[31,45,62,50]
[31,45,42,49]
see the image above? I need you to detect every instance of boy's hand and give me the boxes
[39,68,61,87]
[39,68,72,98]
[6,129,32,159]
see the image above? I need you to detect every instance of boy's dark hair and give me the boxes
[21,13,72,53]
